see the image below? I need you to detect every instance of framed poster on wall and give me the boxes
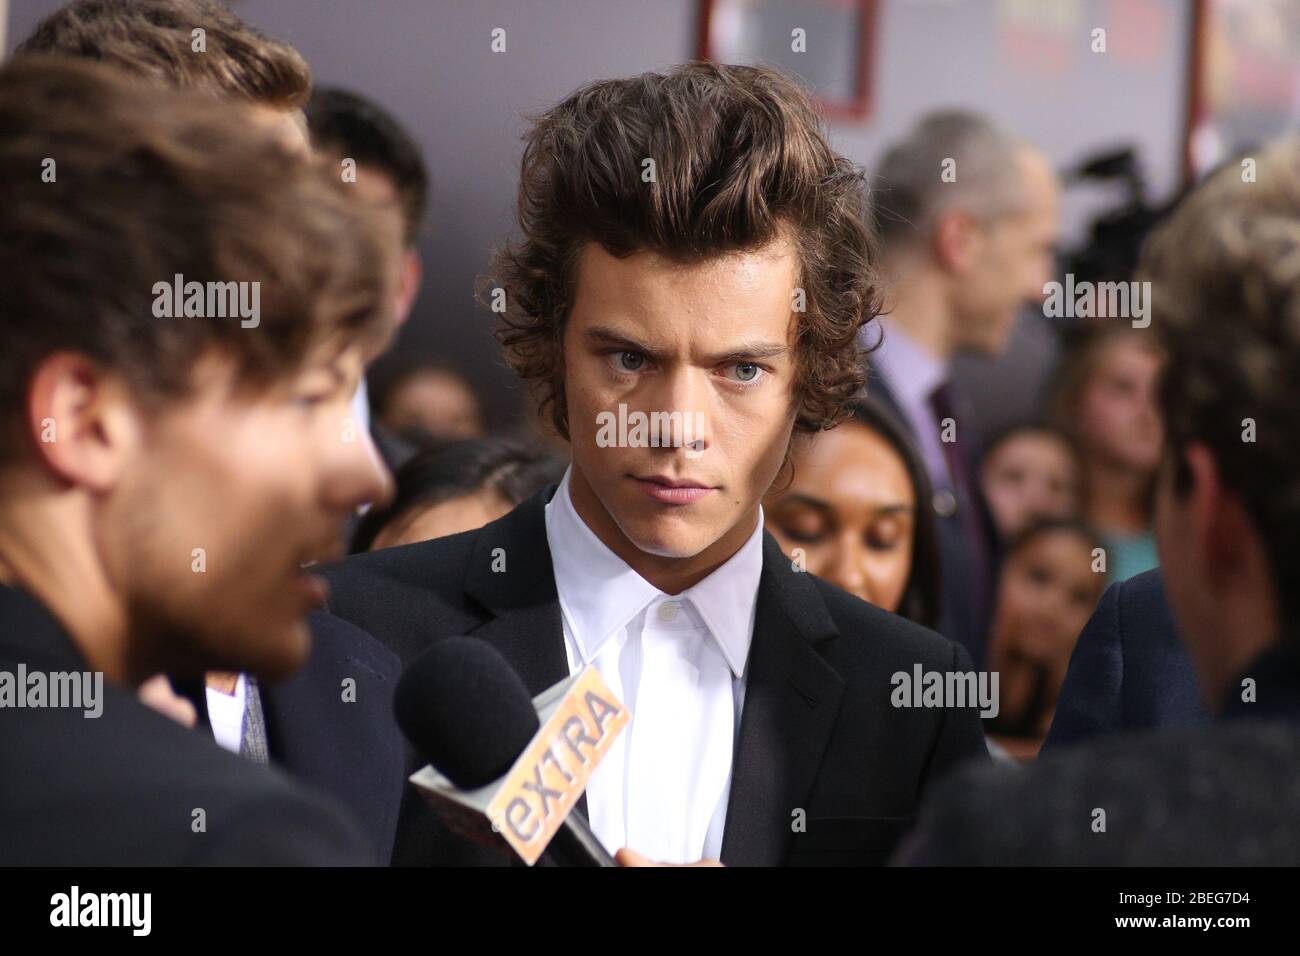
[697,0,879,121]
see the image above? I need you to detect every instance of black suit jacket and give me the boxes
[0,584,372,865]
[318,484,989,866]
[1043,569,1207,751]
[900,641,1300,865]
[867,370,997,665]
[260,612,405,862]
[178,611,404,863]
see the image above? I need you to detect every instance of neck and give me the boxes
[1084,458,1151,532]
[566,465,757,595]
[883,260,956,362]
[0,477,140,686]
[1199,596,1279,711]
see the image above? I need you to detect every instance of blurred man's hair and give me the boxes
[489,61,881,440]
[17,0,310,109]
[0,57,398,465]
[1141,136,1300,631]
[872,110,1031,247]
[309,87,429,246]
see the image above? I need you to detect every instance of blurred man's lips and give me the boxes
[630,474,717,505]
[297,570,330,608]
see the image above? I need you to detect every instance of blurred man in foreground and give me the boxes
[902,137,1300,865]
[19,0,409,860]
[0,57,398,864]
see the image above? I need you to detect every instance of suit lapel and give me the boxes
[462,485,570,697]
[461,485,588,821]
[720,534,845,866]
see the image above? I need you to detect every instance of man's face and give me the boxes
[352,164,422,327]
[952,149,1060,355]
[106,342,391,680]
[563,236,801,566]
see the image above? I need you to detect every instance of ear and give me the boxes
[932,209,983,273]
[25,353,141,493]
[394,248,423,327]
[1181,442,1258,586]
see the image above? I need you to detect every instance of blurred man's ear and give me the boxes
[394,248,423,327]
[932,209,981,274]
[1181,442,1259,586]
[25,353,141,492]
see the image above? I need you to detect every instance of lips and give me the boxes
[631,474,717,505]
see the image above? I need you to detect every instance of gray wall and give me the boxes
[7,0,1192,428]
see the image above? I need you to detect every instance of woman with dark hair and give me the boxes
[350,438,565,553]
[985,517,1108,759]
[763,398,942,629]
[978,420,1084,542]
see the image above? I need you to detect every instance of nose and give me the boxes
[828,530,872,604]
[324,420,394,514]
[649,365,711,456]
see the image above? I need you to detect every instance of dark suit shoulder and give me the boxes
[320,529,487,664]
[904,720,1300,865]
[0,681,372,865]
[809,574,971,672]
[1115,566,1166,614]
[325,526,481,598]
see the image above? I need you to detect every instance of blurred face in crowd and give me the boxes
[989,527,1104,671]
[349,164,423,327]
[382,368,485,440]
[102,339,392,681]
[981,430,1080,539]
[370,488,511,550]
[764,421,916,612]
[948,148,1060,355]
[563,237,800,584]
[1077,335,1163,474]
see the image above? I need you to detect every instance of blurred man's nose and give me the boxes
[327,423,394,514]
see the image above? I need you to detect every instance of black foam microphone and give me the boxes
[394,637,618,867]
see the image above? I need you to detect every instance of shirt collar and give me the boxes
[544,466,763,678]
[869,317,949,407]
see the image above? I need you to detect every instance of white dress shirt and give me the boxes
[205,672,246,755]
[543,467,764,863]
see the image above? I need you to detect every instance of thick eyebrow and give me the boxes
[872,503,915,518]
[777,493,914,517]
[583,324,789,364]
[774,492,833,514]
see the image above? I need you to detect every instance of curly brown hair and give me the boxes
[488,62,881,441]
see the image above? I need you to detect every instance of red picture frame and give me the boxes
[696,0,879,122]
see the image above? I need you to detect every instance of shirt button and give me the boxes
[656,601,680,623]
[932,489,957,517]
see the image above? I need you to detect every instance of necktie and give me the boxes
[928,382,992,626]
[239,674,269,765]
